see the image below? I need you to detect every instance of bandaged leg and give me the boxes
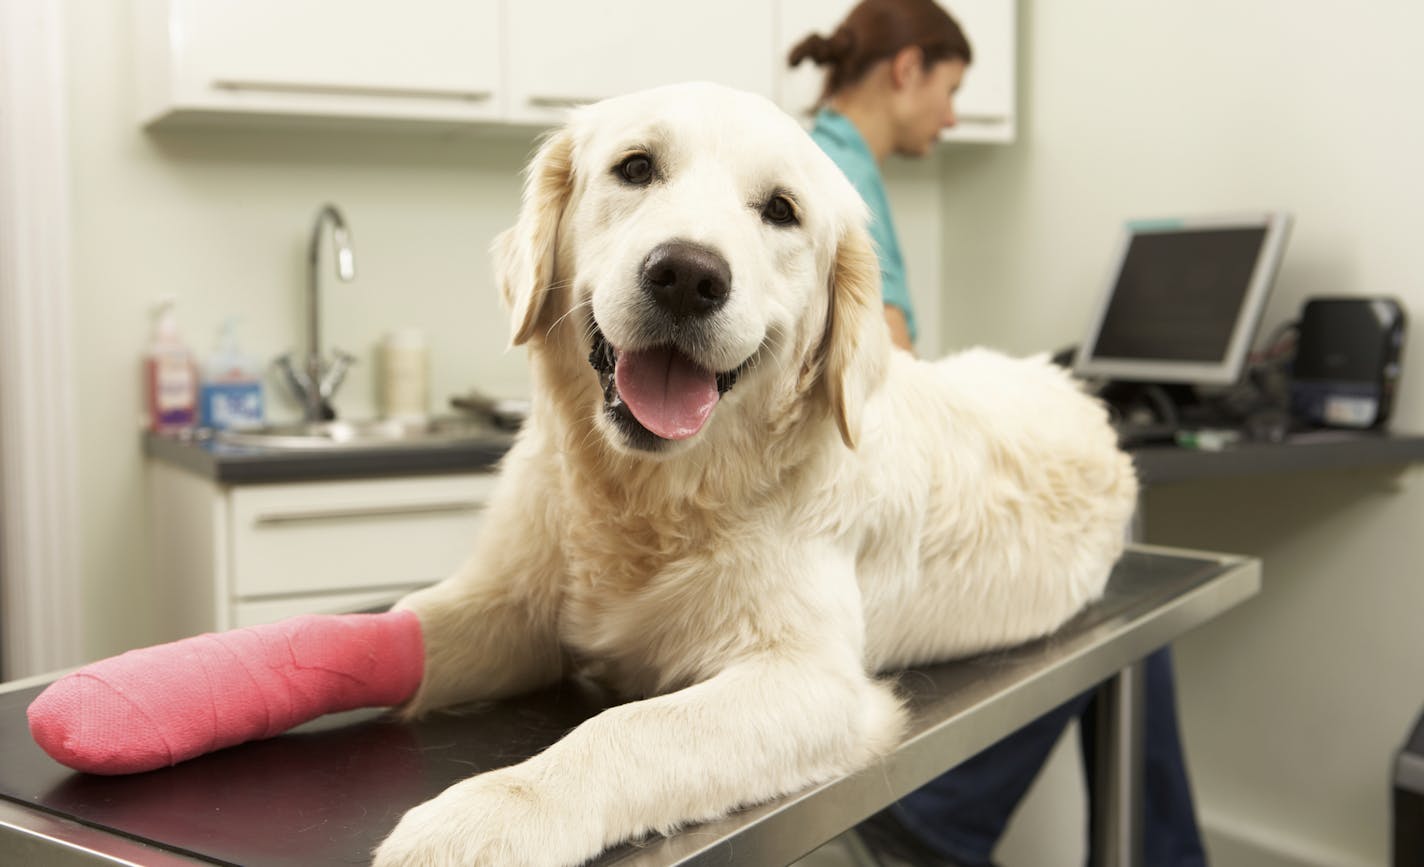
[27,610,423,775]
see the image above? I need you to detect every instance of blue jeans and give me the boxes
[885,649,1206,867]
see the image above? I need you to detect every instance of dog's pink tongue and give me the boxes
[614,346,719,440]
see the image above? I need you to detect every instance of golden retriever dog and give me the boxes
[373,82,1138,866]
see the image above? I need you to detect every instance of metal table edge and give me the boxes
[0,799,213,867]
[604,550,1260,866]
[1396,752,1424,796]
[0,669,77,696]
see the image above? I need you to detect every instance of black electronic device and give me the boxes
[1072,212,1294,442]
[1075,212,1293,386]
[1289,297,1406,430]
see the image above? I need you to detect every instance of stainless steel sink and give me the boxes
[215,415,507,450]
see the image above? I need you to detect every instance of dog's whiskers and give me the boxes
[544,288,590,339]
[577,415,607,452]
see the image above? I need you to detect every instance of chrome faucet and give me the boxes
[277,204,357,422]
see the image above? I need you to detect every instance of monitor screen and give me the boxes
[1074,213,1292,385]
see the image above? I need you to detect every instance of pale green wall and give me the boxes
[941,2,1424,865]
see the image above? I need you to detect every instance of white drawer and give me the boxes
[228,474,495,598]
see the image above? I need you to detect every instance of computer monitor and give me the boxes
[1074,212,1293,386]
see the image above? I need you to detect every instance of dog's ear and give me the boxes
[822,223,891,449]
[493,129,575,347]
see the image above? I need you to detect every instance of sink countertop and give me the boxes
[143,427,516,485]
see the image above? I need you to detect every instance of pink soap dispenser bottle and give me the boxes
[145,297,197,433]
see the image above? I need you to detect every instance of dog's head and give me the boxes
[495,83,888,456]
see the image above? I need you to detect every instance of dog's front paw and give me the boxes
[373,766,597,867]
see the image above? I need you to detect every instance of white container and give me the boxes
[380,328,429,420]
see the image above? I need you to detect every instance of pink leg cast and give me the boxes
[27,610,424,775]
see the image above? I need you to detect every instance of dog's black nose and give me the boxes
[641,241,731,318]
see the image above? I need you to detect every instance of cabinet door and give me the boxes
[152,0,502,123]
[505,0,777,124]
[944,0,1015,142]
[776,0,1015,143]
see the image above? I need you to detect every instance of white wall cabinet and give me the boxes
[137,0,1014,144]
[504,0,776,125]
[776,0,1016,143]
[149,462,495,640]
[136,0,503,127]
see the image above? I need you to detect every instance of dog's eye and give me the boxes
[762,195,797,226]
[616,154,655,185]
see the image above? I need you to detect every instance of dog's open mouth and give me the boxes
[588,325,745,445]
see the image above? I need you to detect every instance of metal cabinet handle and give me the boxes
[254,501,484,526]
[955,112,1010,123]
[526,94,599,109]
[212,79,494,103]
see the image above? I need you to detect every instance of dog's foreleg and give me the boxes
[393,455,567,716]
[374,651,904,867]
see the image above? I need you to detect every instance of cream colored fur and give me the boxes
[373,83,1138,867]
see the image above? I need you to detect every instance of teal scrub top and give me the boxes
[809,107,917,344]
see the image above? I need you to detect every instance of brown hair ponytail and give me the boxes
[788,0,972,107]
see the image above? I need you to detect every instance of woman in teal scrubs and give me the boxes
[791,3,1207,866]
[791,0,968,352]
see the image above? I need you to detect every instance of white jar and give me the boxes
[380,328,429,420]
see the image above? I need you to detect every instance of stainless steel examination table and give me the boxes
[0,546,1259,867]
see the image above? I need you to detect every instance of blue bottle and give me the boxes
[199,319,265,430]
